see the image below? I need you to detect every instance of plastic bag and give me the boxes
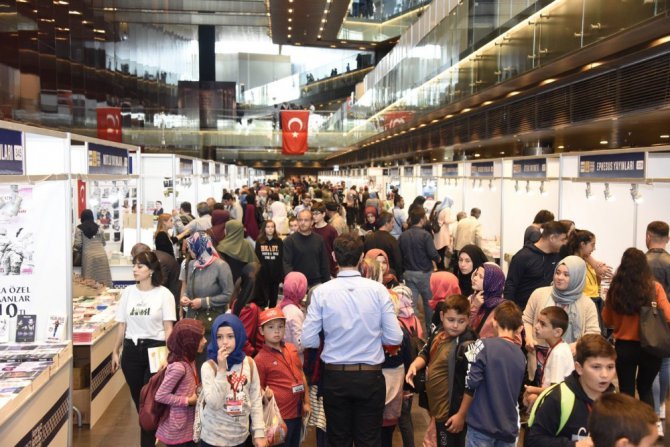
[264,395,288,446]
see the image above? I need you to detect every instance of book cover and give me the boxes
[46,315,66,342]
[0,317,9,343]
[15,315,36,343]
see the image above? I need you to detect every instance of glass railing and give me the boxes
[346,0,432,23]
[339,0,432,42]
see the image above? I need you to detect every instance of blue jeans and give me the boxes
[403,270,433,332]
[465,426,516,447]
[653,357,670,414]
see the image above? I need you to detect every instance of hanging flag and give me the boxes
[281,110,310,155]
[96,107,122,142]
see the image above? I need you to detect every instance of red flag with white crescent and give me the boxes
[281,110,309,155]
[96,107,122,142]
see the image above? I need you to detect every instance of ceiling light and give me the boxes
[630,184,643,203]
[444,114,453,119]
[288,18,292,22]
[585,182,593,199]
[330,45,336,48]
[604,183,614,201]
[431,119,438,123]
[319,27,324,31]
[461,108,471,113]
[540,78,557,86]
[69,9,82,14]
[287,34,291,38]
[359,47,366,50]
[600,139,608,145]
[499,151,505,155]
[321,18,326,22]
[661,134,670,139]
[419,123,427,128]
[340,40,347,44]
[507,91,521,97]
[557,145,565,149]
[482,100,493,106]
[317,35,321,39]
[287,26,292,30]
[288,8,293,13]
[474,153,481,158]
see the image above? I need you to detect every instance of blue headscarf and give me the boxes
[435,196,454,213]
[207,314,247,370]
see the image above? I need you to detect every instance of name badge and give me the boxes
[224,398,244,415]
[292,383,305,394]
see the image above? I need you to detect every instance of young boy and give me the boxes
[524,306,575,407]
[525,333,617,447]
[254,308,310,447]
[288,216,298,235]
[445,301,526,447]
[405,295,477,447]
[589,393,659,447]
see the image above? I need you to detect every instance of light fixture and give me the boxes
[288,8,293,13]
[540,180,548,196]
[604,183,614,201]
[630,184,643,203]
[489,179,496,191]
[600,139,608,145]
[514,180,520,193]
[526,180,531,194]
[472,179,477,189]
[557,145,565,149]
[478,179,483,190]
[661,134,670,139]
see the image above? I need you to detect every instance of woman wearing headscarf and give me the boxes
[199,314,266,447]
[431,197,455,270]
[428,271,461,314]
[365,249,399,289]
[243,191,261,244]
[455,245,488,297]
[181,232,234,368]
[155,319,206,447]
[469,263,507,339]
[523,256,601,381]
[217,220,259,283]
[280,271,308,363]
[74,209,112,286]
[208,209,230,246]
[361,206,379,234]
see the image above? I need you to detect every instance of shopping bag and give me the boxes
[263,395,288,446]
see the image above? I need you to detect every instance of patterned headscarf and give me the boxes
[187,231,220,269]
[481,263,506,310]
[393,284,415,319]
[167,319,204,364]
[280,271,308,310]
[428,271,461,310]
[365,249,398,287]
[207,314,247,370]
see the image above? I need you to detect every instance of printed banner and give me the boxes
[403,166,414,177]
[88,143,129,175]
[471,162,494,177]
[0,185,34,276]
[512,159,547,178]
[442,163,458,177]
[178,158,194,176]
[281,110,310,155]
[579,152,645,179]
[96,107,122,143]
[0,129,24,175]
[383,111,415,131]
[420,165,434,177]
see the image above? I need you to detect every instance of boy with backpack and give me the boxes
[405,294,477,447]
[525,333,617,447]
[445,300,526,447]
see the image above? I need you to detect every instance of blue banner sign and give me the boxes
[382,169,389,176]
[471,161,494,177]
[202,163,210,176]
[88,143,128,175]
[403,166,414,177]
[442,163,458,177]
[579,152,645,179]
[389,167,400,177]
[215,164,221,175]
[513,159,546,178]
[0,129,24,175]
[420,165,433,177]
[179,158,193,175]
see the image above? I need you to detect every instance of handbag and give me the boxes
[640,297,670,357]
[263,395,288,447]
[73,249,82,267]
[193,360,216,442]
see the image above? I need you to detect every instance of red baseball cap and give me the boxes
[259,308,286,326]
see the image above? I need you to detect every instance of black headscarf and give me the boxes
[78,209,99,239]
[456,244,488,297]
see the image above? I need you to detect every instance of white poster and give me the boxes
[0,185,34,276]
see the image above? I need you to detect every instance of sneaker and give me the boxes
[657,420,664,439]
[661,404,666,420]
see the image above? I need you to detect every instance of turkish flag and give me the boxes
[281,110,309,155]
[77,180,87,217]
[96,107,122,142]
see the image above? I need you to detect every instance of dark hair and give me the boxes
[132,251,163,287]
[333,233,363,267]
[408,207,426,226]
[256,219,277,244]
[606,248,656,315]
[648,221,669,239]
[574,333,616,364]
[288,216,298,224]
[130,243,152,258]
[442,294,470,316]
[180,201,192,213]
[493,301,523,331]
[471,208,481,217]
[325,201,339,212]
[246,192,256,207]
[412,196,426,206]
[539,306,569,335]
[589,393,657,447]
[533,210,555,224]
[222,193,233,201]
[377,211,393,228]
[212,202,225,210]
[394,194,404,206]
[80,209,94,222]
[540,221,568,239]
[567,229,595,256]
[311,202,326,214]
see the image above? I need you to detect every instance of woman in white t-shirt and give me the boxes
[112,250,177,447]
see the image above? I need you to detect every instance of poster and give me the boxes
[0,185,34,275]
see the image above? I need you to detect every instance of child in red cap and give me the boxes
[254,307,311,447]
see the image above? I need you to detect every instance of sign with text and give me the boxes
[215,164,221,175]
[513,159,547,178]
[88,143,129,175]
[202,163,210,176]
[178,158,194,176]
[389,167,400,177]
[0,129,24,175]
[471,161,494,177]
[420,165,434,177]
[403,166,414,177]
[442,163,458,177]
[579,152,645,179]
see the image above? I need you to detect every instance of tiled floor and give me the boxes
[73,385,431,446]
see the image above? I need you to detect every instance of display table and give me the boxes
[74,255,135,288]
[0,343,73,445]
[72,290,125,428]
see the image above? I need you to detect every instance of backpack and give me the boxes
[429,202,442,233]
[138,363,186,432]
[527,382,575,434]
[255,205,265,226]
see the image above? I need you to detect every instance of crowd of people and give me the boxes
[75,179,670,447]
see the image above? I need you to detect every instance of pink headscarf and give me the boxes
[280,271,308,310]
[428,271,461,310]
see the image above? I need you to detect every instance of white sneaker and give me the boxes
[657,420,664,439]
[661,404,666,420]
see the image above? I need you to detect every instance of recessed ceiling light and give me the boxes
[482,100,493,106]
[419,123,427,128]
[330,45,336,48]
[317,35,321,39]
[319,27,323,31]
[288,26,292,30]
[359,47,365,50]
[288,8,293,13]
[558,145,565,149]
[340,40,347,44]
[287,34,291,38]
[507,91,520,97]
[288,17,292,22]
[295,42,301,45]
[321,18,326,22]
[661,134,670,139]
[600,140,608,145]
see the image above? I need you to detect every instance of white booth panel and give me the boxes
[69,144,88,175]
[647,153,670,177]
[24,133,69,174]
[400,177,418,201]
[464,180,501,242]
[634,183,670,250]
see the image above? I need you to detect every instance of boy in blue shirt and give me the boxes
[446,301,526,447]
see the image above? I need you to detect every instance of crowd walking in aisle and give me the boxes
[77,179,670,447]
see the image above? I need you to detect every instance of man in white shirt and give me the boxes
[454,207,482,251]
[222,193,244,222]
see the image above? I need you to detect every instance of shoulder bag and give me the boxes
[640,296,670,358]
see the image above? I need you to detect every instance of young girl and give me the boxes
[155,319,207,447]
[255,220,284,308]
[280,271,308,363]
[200,314,267,447]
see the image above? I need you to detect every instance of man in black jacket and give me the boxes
[363,211,403,281]
[283,209,331,287]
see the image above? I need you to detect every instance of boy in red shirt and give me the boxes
[255,308,310,447]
